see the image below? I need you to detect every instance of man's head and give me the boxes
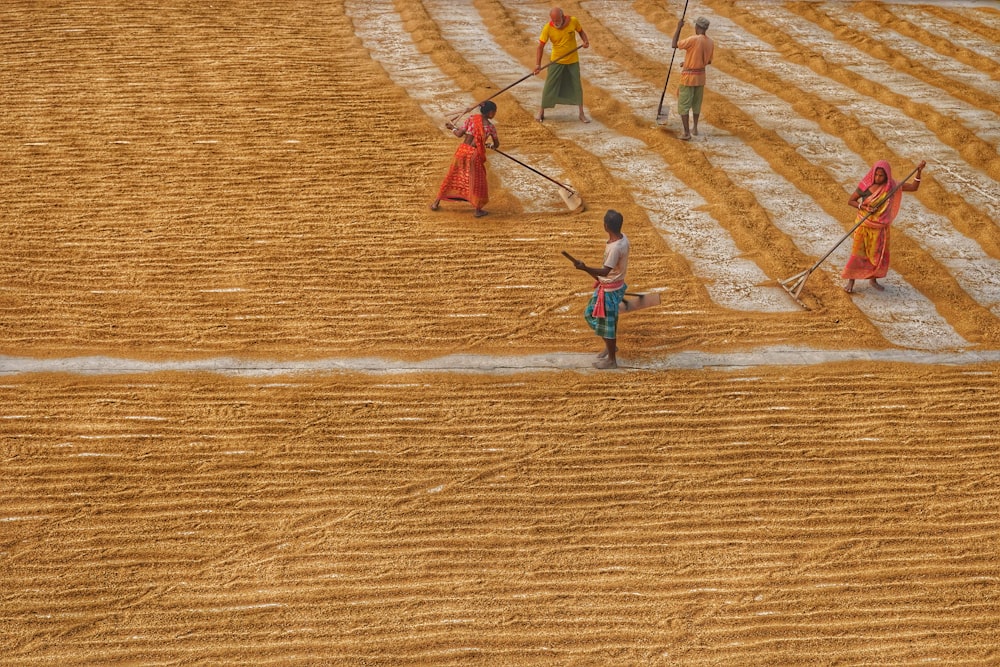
[695,17,710,33]
[604,209,624,235]
[550,7,564,25]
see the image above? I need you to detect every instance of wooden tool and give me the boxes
[495,149,584,212]
[777,165,921,309]
[561,251,661,312]
[656,0,690,125]
[447,46,583,123]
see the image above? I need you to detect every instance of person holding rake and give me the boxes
[671,16,714,141]
[571,209,630,369]
[534,7,591,123]
[430,101,499,218]
[842,159,925,293]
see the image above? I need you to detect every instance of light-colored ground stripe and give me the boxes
[957,5,1000,32]
[2,348,998,375]
[582,2,971,350]
[343,0,567,213]
[591,4,1000,310]
[458,0,793,312]
[713,72,1000,324]
[821,2,1000,94]
[620,4,1000,222]
[569,26,965,348]
[893,5,1000,66]
[739,1,1000,146]
[594,3,1000,322]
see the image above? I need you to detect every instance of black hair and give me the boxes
[480,101,497,115]
[604,209,624,234]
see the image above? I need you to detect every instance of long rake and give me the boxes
[655,0,690,125]
[778,165,920,308]
[491,147,584,212]
[446,46,582,124]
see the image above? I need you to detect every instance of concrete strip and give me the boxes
[821,2,1000,91]
[1,348,997,377]
[885,5,1000,67]
[740,2,1000,147]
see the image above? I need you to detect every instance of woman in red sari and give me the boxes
[842,159,925,293]
[430,101,499,218]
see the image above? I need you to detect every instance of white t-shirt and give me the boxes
[599,235,629,285]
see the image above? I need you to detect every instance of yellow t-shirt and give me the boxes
[539,16,582,65]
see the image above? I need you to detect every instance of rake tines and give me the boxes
[778,268,812,310]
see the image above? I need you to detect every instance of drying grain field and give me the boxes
[1,1,999,664]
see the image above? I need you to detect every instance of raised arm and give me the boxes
[671,19,684,49]
[901,160,926,192]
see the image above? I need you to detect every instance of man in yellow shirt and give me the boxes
[533,7,590,123]
[671,16,714,140]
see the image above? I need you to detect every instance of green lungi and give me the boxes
[541,62,583,109]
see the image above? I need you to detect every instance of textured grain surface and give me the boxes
[1,1,998,664]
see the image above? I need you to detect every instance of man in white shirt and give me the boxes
[571,209,630,369]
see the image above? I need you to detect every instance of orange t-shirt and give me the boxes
[676,33,714,87]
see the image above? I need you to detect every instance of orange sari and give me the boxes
[841,160,902,281]
[435,114,494,210]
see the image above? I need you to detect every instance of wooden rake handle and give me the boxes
[448,45,583,123]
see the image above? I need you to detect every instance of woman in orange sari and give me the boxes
[842,159,925,293]
[430,101,499,218]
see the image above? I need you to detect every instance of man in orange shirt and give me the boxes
[533,7,590,123]
[671,16,714,141]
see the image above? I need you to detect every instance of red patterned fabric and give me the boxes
[435,115,493,209]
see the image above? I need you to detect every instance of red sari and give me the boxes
[841,160,902,281]
[435,114,495,210]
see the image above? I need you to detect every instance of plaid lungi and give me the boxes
[584,284,626,339]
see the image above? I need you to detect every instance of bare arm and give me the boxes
[573,259,612,278]
[671,19,684,49]
[534,41,545,73]
[901,160,926,192]
[577,28,590,48]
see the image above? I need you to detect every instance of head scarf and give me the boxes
[856,160,901,227]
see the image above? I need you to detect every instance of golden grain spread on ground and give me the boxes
[1,1,999,664]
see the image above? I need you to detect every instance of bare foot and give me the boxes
[593,358,618,369]
[536,111,544,122]
[579,114,591,123]
[692,128,699,136]
[844,280,854,293]
[596,349,608,360]
[429,201,439,211]
[870,279,885,291]
[474,209,488,218]
[679,134,691,141]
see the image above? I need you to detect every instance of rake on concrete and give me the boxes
[492,148,584,212]
[778,165,920,309]
[655,0,690,125]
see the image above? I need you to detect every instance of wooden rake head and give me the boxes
[778,268,812,310]
[558,188,585,212]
